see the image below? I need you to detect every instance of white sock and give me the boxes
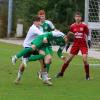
[41,72,48,81]
[17,70,23,79]
[14,55,18,59]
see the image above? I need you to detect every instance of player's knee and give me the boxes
[44,55,52,64]
[39,50,46,56]
[31,45,36,50]
[83,60,88,65]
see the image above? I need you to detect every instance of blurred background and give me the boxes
[0,0,85,38]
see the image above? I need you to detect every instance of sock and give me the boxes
[46,64,50,73]
[61,62,69,74]
[28,54,45,61]
[17,70,23,80]
[41,72,48,81]
[16,47,33,58]
[84,64,89,77]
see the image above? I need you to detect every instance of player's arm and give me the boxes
[42,33,49,43]
[88,31,91,48]
[66,42,70,51]
[87,28,91,48]
[57,46,66,61]
[48,20,55,30]
[85,25,91,48]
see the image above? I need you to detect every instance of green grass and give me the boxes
[0,42,100,100]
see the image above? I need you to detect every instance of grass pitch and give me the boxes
[0,42,100,100]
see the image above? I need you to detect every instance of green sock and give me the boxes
[28,54,45,61]
[46,64,50,73]
[16,47,33,58]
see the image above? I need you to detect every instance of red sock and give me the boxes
[61,62,69,73]
[84,64,89,76]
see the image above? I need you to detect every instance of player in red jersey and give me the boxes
[56,12,91,80]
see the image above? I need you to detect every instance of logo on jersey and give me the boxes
[73,28,77,31]
[80,27,83,31]
[44,26,48,30]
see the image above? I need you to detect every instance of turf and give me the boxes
[0,42,100,100]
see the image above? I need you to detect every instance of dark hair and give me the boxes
[33,16,41,22]
[74,11,82,17]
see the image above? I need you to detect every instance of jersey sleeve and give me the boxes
[52,30,65,37]
[57,46,65,58]
[47,20,55,30]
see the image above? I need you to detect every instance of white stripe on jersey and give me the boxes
[45,20,55,29]
[52,30,65,37]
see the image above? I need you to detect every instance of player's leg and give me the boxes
[81,46,90,80]
[56,54,75,78]
[37,47,53,85]
[14,63,25,84]
[14,50,35,84]
[44,54,52,72]
[82,54,90,80]
[12,37,43,65]
[44,46,53,73]
[11,47,34,65]
[37,60,45,80]
[56,45,78,78]
[37,55,52,80]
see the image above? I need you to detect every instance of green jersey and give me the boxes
[41,20,55,32]
[31,30,67,58]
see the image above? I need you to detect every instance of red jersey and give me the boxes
[70,22,89,41]
[70,22,89,55]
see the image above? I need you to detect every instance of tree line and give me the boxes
[0,0,85,37]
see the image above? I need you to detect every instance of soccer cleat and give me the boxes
[86,75,90,80]
[55,72,63,78]
[47,73,52,80]
[43,80,53,86]
[47,77,52,80]
[14,78,20,84]
[38,71,52,81]
[11,55,17,65]
[37,71,42,80]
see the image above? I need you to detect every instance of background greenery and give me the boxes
[0,0,85,37]
[13,0,84,35]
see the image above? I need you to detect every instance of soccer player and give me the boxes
[38,9,55,32]
[14,16,48,84]
[37,10,55,76]
[56,12,90,80]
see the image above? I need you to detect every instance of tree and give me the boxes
[13,0,48,36]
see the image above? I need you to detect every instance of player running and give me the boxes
[56,12,91,80]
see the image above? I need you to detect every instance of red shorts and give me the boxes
[70,40,88,55]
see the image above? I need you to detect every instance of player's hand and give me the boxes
[88,40,91,48]
[61,56,66,61]
[66,42,70,52]
[43,38,48,43]
[67,31,75,42]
